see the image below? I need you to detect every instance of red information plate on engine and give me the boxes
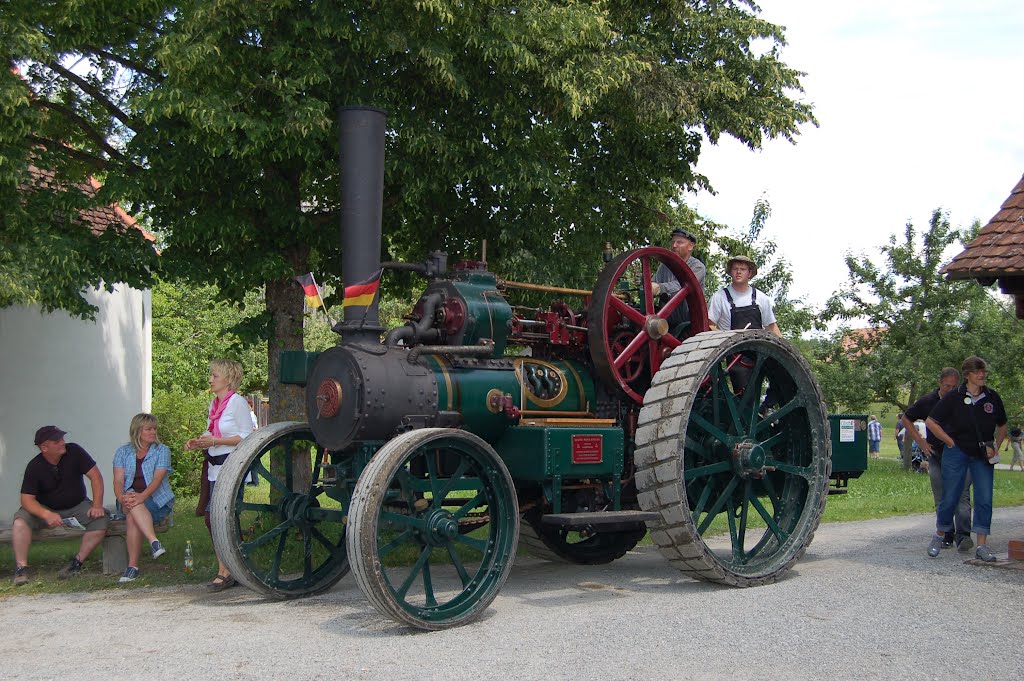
[571,434,603,464]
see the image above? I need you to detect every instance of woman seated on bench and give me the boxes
[113,413,174,583]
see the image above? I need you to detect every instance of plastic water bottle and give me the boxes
[184,540,194,573]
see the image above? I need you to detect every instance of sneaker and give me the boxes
[927,535,943,557]
[118,566,140,583]
[942,531,955,548]
[150,540,166,560]
[975,545,997,562]
[956,535,974,553]
[13,565,30,586]
[58,556,83,579]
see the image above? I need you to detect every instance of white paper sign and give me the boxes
[839,419,856,443]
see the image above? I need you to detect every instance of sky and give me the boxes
[689,0,1024,309]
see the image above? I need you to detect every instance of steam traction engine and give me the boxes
[210,108,832,630]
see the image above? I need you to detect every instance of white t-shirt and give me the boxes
[707,285,777,331]
[207,393,255,482]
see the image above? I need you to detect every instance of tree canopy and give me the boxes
[819,209,1024,433]
[2,0,817,416]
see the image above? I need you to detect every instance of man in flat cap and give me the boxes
[11,426,107,585]
[651,228,706,335]
[707,255,781,399]
[653,227,706,292]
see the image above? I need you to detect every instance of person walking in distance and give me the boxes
[867,415,882,459]
[1005,426,1024,472]
[902,368,972,551]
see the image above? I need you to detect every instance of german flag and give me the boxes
[343,270,381,309]
[293,273,323,309]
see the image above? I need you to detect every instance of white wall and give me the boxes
[0,285,151,519]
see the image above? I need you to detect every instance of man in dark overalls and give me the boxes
[706,255,781,400]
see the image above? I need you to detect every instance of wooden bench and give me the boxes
[0,510,171,575]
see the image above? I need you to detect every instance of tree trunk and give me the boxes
[267,276,315,489]
[266,276,306,422]
[265,276,312,493]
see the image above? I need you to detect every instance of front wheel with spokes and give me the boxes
[347,428,519,630]
[210,422,351,598]
[634,330,831,586]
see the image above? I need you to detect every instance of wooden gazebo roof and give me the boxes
[942,174,1024,316]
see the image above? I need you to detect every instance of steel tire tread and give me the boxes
[210,421,350,599]
[634,330,831,587]
[347,428,520,630]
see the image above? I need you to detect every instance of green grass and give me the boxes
[5,450,1024,597]
[0,497,217,598]
[822,437,1024,522]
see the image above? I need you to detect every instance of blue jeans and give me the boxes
[117,496,173,524]
[936,445,994,536]
[928,453,971,537]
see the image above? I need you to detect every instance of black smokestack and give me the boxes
[335,105,386,343]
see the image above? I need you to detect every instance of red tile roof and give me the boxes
[21,165,154,242]
[840,327,886,358]
[942,174,1024,279]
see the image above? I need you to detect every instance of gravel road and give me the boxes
[4,507,1024,681]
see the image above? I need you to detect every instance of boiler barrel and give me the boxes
[305,346,595,451]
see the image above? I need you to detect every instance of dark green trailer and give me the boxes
[828,414,869,493]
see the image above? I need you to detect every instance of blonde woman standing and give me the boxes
[185,359,253,590]
[112,413,174,583]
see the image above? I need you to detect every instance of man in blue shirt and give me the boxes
[867,415,882,459]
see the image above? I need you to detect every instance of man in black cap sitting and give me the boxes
[11,426,108,585]
[651,228,706,335]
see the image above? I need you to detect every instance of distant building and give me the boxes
[0,168,153,519]
[840,327,887,357]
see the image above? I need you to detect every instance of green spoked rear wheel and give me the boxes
[210,422,350,598]
[634,330,831,586]
[347,428,519,630]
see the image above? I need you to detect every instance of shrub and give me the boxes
[153,387,211,497]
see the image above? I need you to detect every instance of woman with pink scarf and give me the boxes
[185,358,253,591]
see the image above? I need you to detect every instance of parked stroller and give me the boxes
[910,443,928,473]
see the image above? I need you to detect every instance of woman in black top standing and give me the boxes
[925,356,1007,562]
